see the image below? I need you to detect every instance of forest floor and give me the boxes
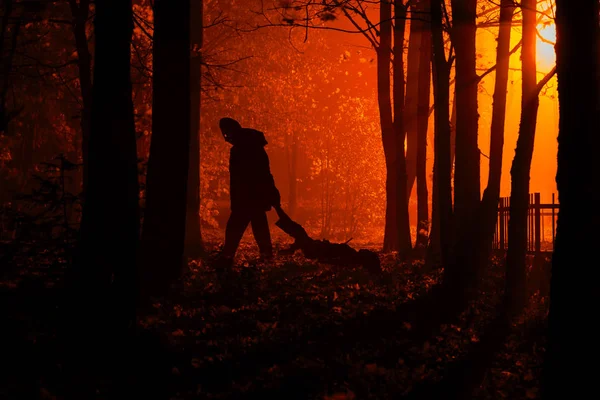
[0,237,549,399]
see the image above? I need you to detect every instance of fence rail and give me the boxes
[493,192,559,254]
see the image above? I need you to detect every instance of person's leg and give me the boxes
[250,211,273,260]
[222,210,251,261]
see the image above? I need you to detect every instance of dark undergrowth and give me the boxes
[0,239,549,399]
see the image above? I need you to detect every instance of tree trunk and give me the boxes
[415,0,431,251]
[504,0,538,312]
[69,0,93,192]
[543,2,599,397]
[379,0,398,252]
[473,0,514,269]
[450,0,480,249]
[287,130,298,217]
[75,0,139,326]
[450,85,456,177]
[140,0,191,296]
[405,4,421,198]
[66,1,139,394]
[393,0,412,257]
[185,0,204,257]
[428,0,452,269]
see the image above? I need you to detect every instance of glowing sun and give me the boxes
[537,22,556,68]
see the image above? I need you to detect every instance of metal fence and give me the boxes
[493,192,559,254]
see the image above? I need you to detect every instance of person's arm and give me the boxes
[256,148,280,207]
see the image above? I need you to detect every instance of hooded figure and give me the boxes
[219,117,281,263]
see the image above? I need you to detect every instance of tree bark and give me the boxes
[450,0,480,249]
[428,0,452,269]
[543,1,600,397]
[448,0,515,286]
[473,0,514,270]
[69,0,93,192]
[185,0,204,257]
[67,2,139,394]
[140,0,191,296]
[393,0,412,257]
[287,130,298,218]
[504,0,538,312]
[379,0,398,252]
[415,0,431,251]
[75,0,139,325]
[405,4,421,198]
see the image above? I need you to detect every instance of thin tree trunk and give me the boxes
[451,0,480,254]
[415,0,431,251]
[379,0,398,252]
[287,131,298,217]
[140,0,191,296]
[405,5,421,198]
[393,0,412,257]
[185,0,204,257]
[428,0,452,269]
[504,0,538,312]
[69,0,92,192]
[450,85,456,177]
[543,0,599,397]
[474,0,514,268]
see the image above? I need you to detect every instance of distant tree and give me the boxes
[139,0,191,297]
[543,0,599,397]
[413,0,432,251]
[391,0,412,257]
[449,0,480,273]
[505,0,556,312]
[256,0,413,255]
[468,0,515,280]
[428,0,453,269]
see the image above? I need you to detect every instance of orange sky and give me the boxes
[478,15,558,202]
[326,3,560,202]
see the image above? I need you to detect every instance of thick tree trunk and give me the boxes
[450,0,480,248]
[428,0,452,269]
[543,1,600,397]
[140,0,191,295]
[393,1,412,257]
[379,0,398,252]
[185,0,204,257]
[69,0,92,192]
[415,0,431,251]
[448,0,515,285]
[505,0,538,312]
[66,2,139,394]
[75,0,139,326]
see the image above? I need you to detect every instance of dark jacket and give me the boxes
[229,128,280,212]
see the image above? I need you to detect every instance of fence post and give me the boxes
[552,193,556,248]
[499,197,505,251]
[535,193,541,256]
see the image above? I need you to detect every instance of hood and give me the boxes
[233,128,268,147]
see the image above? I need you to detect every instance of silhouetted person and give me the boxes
[219,117,281,265]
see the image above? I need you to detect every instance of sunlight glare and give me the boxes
[536,21,556,68]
